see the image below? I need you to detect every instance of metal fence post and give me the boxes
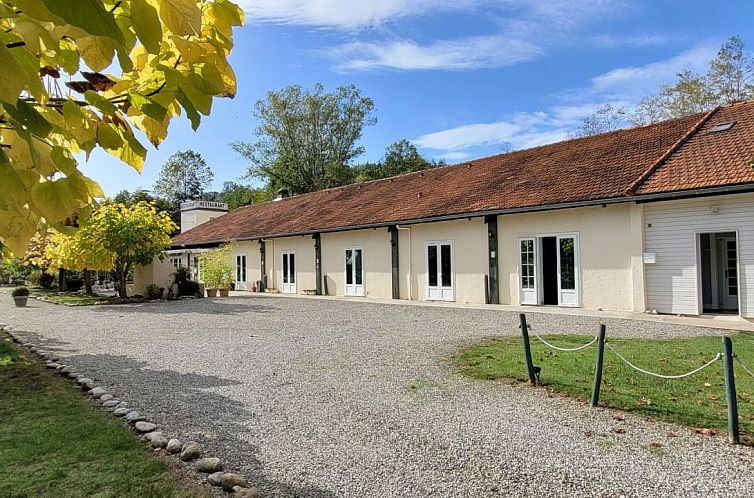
[520,314,536,385]
[723,336,740,444]
[590,324,606,408]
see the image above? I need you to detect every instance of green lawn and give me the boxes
[0,337,205,498]
[456,333,754,438]
[29,287,103,306]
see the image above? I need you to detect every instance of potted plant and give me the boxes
[200,244,235,297]
[11,286,30,307]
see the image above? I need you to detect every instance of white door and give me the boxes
[345,247,364,296]
[426,241,454,301]
[235,253,247,291]
[556,235,579,307]
[281,251,296,293]
[519,238,537,305]
[715,234,739,310]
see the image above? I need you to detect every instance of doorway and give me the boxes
[426,241,454,301]
[281,251,296,293]
[700,232,738,313]
[235,253,247,291]
[519,234,580,307]
[345,247,364,296]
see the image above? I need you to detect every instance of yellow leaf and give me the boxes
[76,35,115,72]
[159,0,202,36]
[31,178,79,224]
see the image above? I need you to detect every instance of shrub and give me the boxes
[11,286,29,297]
[171,266,199,297]
[40,272,55,289]
[66,278,84,292]
[144,284,164,300]
[200,244,235,290]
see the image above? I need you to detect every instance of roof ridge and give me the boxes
[625,107,720,196]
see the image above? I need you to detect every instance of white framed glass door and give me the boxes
[281,251,296,293]
[235,253,247,291]
[426,241,454,301]
[519,238,537,305]
[518,234,580,307]
[345,247,364,296]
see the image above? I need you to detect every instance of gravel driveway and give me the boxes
[2,293,753,497]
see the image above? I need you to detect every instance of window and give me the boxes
[520,240,535,289]
[428,245,438,287]
[559,237,575,290]
[709,121,735,133]
[170,256,182,268]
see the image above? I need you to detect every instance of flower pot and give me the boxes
[206,288,218,297]
[218,288,229,297]
[13,295,28,307]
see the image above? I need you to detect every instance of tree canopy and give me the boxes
[632,36,754,125]
[232,83,377,195]
[0,0,243,256]
[353,139,437,182]
[153,149,214,205]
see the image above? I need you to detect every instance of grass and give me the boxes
[28,287,103,306]
[456,333,754,438]
[0,337,206,498]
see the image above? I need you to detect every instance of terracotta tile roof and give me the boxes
[635,101,754,194]
[171,106,743,247]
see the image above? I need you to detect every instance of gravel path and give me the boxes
[2,292,753,497]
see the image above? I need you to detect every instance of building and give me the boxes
[135,101,754,318]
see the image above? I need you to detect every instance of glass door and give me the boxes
[556,235,579,307]
[345,247,364,296]
[235,254,247,291]
[519,238,537,304]
[281,251,296,293]
[426,241,454,301]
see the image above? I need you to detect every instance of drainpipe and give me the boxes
[258,239,266,291]
[396,225,412,300]
[389,226,399,299]
[313,233,322,295]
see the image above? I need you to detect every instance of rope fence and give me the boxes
[516,313,743,445]
[605,341,721,379]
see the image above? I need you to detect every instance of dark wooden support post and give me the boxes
[520,314,536,385]
[258,239,266,291]
[313,233,322,295]
[389,226,399,299]
[723,337,740,444]
[485,215,500,304]
[591,324,607,407]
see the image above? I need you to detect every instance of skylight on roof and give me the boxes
[709,121,736,133]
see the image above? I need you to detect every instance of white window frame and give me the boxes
[518,232,581,308]
[235,253,248,291]
[281,251,296,294]
[344,246,365,296]
[425,240,455,302]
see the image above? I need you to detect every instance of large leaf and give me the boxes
[129,92,168,121]
[159,0,202,36]
[42,0,124,44]
[131,0,163,54]
[4,100,53,138]
[76,35,116,73]
[31,178,79,224]
[0,45,28,104]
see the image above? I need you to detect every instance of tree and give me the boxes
[45,229,113,295]
[205,181,271,209]
[79,201,177,297]
[113,188,179,227]
[353,140,435,182]
[570,104,627,138]
[232,84,377,195]
[0,0,243,256]
[153,150,214,204]
[632,36,754,124]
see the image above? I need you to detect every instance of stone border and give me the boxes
[0,323,261,498]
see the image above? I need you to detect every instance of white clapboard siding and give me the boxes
[643,193,754,317]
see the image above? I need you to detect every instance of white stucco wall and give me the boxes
[402,218,488,304]
[498,203,642,311]
[132,256,178,296]
[265,235,317,293]
[321,228,393,298]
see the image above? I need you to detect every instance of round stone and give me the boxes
[195,457,222,473]
[166,438,182,454]
[207,472,224,487]
[221,473,247,492]
[99,394,114,402]
[112,407,130,417]
[89,387,108,399]
[134,421,157,433]
[102,400,119,408]
[124,411,145,423]
[180,442,201,462]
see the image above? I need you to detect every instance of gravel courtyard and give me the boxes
[3,294,754,497]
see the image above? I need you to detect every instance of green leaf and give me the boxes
[0,45,27,104]
[76,35,116,73]
[51,146,78,176]
[31,179,78,224]
[58,38,80,74]
[84,90,117,115]
[97,122,123,151]
[42,0,123,44]
[129,92,168,121]
[131,0,163,54]
[176,89,201,130]
[4,100,53,138]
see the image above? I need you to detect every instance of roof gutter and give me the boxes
[633,183,754,203]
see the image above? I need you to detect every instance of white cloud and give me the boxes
[237,0,479,29]
[330,36,542,71]
[437,151,471,161]
[589,41,718,97]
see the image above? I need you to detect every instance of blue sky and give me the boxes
[82,0,754,196]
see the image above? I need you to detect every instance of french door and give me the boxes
[345,247,364,296]
[235,253,247,291]
[519,234,580,307]
[426,241,454,301]
[281,251,296,293]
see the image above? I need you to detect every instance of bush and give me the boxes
[171,266,201,297]
[144,284,164,300]
[11,286,29,297]
[28,269,55,289]
[66,278,84,292]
